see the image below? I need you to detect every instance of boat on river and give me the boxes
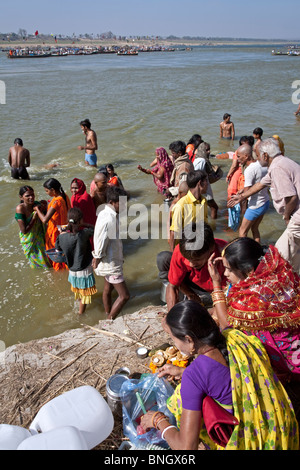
[7,49,51,58]
[117,49,138,56]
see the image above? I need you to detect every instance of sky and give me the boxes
[1,0,299,40]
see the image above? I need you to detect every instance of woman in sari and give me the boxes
[15,186,51,269]
[137,147,174,195]
[140,301,298,450]
[208,237,300,424]
[34,178,71,271]
[70,178,96,226]
[186,134,203,163]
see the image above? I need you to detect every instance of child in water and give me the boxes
[55,207,97,314]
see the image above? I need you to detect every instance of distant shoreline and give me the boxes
[2,37,299,50]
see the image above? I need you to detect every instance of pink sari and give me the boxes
[152,147,174,194]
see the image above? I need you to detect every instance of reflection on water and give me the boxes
[0,46,298,346]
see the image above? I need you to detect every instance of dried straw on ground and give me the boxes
[0,306,171,450]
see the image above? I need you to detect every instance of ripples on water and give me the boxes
[0,46,299,346]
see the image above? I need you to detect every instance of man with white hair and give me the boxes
[228,137,300,273]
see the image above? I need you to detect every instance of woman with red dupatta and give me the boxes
[70,178,97,227]
[208,237,300,425]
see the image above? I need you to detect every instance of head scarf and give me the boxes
[226,245,300,332]
[154,147,174,192]
[71,178,96,226]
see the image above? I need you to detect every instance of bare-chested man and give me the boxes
[78,119,98,167]
[90,172,107,213]
[220,113,235,140]
[8,138,30,180]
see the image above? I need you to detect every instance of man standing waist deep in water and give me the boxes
[78,119,98,168]
[8,138,30,180]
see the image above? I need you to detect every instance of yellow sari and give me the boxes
[167,329,299,450]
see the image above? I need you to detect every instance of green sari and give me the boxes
[16,212,51,269]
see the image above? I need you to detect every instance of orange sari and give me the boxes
[45,195,70,271]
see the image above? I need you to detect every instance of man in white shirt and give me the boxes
[92,186,130,320]
[236,144,269,243]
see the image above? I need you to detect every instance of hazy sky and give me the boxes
[1,0,299,40]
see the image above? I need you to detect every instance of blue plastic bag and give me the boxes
[228,204,241,231]
[120,373,176,449]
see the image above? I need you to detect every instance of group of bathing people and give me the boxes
[136,129,300,449]
[13,120,300,449]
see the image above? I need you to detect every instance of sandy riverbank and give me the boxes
[0,305,173,450]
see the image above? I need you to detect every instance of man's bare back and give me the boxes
[8,145,30,168]
[8,139,30,179]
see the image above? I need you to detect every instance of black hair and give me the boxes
[179,222,215,261]
[106,185,128,203]
[223,237,268,278]
[97,165,108,177]
[66,207,83,234]
[187,170,207,188]
[169,140,186,155]
[223,113,231,120]
[166,300,228,364]
[253,127,263,137]
[106,164,114,171]
[14,138,23,146]
[186,134,203,149]
[239,135,254,147]
[80,119,91,129]
[43,178,68,206]
[19,185,34,197]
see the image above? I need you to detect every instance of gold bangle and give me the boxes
[213,300,227,306]
[155,417,170,430]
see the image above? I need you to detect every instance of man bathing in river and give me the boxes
[220,113,235,140]
[8,138,30,180]
[78,119,98,167]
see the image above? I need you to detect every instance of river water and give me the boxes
[0,45,300,347]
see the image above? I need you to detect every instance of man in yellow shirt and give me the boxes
[169,170,208,251]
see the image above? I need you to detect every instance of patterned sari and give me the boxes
[16,212,51,269]
[167,329,299,450]
[152,147,174,194]
[226,245,300,383]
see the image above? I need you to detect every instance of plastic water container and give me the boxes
[0,424,31,450]
[17,426,88,450]
[29,386,114,449]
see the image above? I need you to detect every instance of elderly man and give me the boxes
[90,172,107,213]
[236,143,270,243]
[229,137,300,273]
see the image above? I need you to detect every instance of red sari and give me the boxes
[226,245,300,383]
[71,178,97,226]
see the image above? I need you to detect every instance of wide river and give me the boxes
[0,45,300,347]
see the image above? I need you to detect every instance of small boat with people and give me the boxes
[7,48,51,58]
[117,49,138,56]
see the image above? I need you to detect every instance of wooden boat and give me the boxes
[117,50,138,56]
[7,51,51,58]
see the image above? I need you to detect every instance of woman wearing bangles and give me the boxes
[140,300,298,450]
[208,237,300,427]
